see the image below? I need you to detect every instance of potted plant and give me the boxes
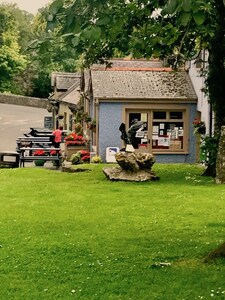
[193,119,206,135]
[33,149,46,166]
[87,119,96,131]
[64,133,89,160]
[70,150,90,165]
[91,155,102,164]
[64,133,87,146]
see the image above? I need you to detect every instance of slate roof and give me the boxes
[51,72,81,90]
[58,81,80,106]
[91,58,164,70]
[91,70,197,101]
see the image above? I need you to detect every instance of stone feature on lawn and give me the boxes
[103,152,159,182]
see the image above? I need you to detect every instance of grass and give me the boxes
[0,163,225,300]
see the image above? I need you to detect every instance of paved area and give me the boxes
[0,103,51,152]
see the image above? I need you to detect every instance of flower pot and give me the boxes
[65,145,89,160]
[34,159,46,166]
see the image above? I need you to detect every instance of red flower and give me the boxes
[79,150,90,156]
[66,141,87,146]
[64,133,87,145]
[50,150,61,156]
[193,118,203,126]
[81,155,90,161]
[33,150,45,156]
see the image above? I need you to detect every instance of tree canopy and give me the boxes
[0,4,27,92]
[0,2,79,97]
[46,0,225,132]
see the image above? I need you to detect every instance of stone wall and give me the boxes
[0,93,51,110]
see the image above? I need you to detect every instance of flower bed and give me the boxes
[64,133,87,146]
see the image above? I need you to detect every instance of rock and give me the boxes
[61,166,90,173]
[115,152,140,172]
[103,166,159,182]
[103,151,159,182]
[115,151,155,172]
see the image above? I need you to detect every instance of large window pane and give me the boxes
[170,111,183,119]
[153,111,166,119]
[152,121,183,150]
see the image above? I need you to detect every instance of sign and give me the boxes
[106,147,119,163]
[44,116,53,129]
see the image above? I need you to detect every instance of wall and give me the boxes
[0,93,50,110]
[98,101,197,163]
[58,102,73,130]
[188,52,213,134]
[98,102,123,160]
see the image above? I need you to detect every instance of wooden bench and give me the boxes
[19,147,62,168]
[16,136,53,153]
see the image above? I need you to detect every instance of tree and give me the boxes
[45,0,224,119]
[2,3,34,52]
[0,5,27,93]
[25,5,79,98]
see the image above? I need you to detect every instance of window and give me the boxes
[126,108,187,153]
[152,111,184,151]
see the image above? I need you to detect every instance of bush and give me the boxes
[70,150,90,165]
[70,152,82,165]
[91,155,102,163]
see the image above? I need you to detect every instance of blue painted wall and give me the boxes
[98,102,197,163]
[99,102,123,160]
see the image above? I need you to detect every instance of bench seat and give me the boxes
[19,147,62,168]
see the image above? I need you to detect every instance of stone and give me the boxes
[103,151,159,182]
[103,166,159,182]
[61,166,90,173]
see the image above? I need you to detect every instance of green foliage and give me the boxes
[45,0,216,67]
[0,5,27,93]
[91,155,102,163]
[1,165,225,299]
[70,152,83,164]
[2,3,34,51]
[200,135,220,177]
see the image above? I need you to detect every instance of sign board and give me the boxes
[106,147,120,163]
[44,116,53,129]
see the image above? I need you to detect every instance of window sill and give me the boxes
[153,151,189,155]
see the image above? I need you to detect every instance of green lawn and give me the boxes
[0,164,225,300]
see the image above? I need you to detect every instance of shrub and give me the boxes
[91,155,102,164]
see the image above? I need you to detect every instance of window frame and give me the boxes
[123,104,189,154]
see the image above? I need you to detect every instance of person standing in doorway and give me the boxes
[52,126,63,148]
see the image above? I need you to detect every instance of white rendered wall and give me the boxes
[187,51,213,135]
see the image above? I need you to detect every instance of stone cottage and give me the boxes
[49,72,81,130]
